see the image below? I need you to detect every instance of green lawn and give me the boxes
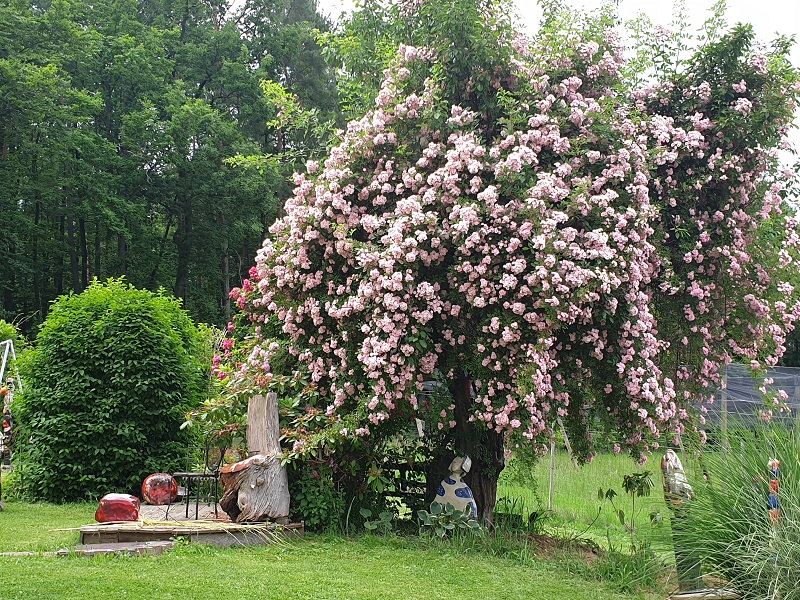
[0,501,661,600]
[499,450,678,555]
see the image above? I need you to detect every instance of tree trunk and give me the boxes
[94,221,101,279]
[173,193,192,305]
[449,372,505,524]
[55,216,65,297]
[148,214,172,288]
[79,217,88,289]
[66,196,81,293]
[219,393,290,523]
[246,392,282,456]
[117,233,128,275]
[222,238,231,323]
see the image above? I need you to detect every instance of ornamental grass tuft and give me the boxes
[678,422,800,599]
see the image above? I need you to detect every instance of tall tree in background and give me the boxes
[0,0,337,328]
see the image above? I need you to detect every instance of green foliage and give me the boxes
[321,0,516,122]
[598,471,656,550]
[360,507,396,535]
[500,443,542,489]
[0,319,21,344]
[418,502,486,539]
[679,423,800,599]
[0,0,336,329]
[591,544,667,594]
[12,279,208,502]
[288,462,345,532]
[493,494,547,535]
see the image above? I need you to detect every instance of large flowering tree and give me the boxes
[228,0,800,519]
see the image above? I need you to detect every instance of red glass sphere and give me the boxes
[141,472,178,505]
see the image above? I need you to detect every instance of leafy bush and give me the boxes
[0,319,21,345]
[360,507,396,535]
[13,279,208,502]
[679,423,800,599]
[418,502,486,538]
[288,463,345,532]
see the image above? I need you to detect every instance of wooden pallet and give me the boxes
[79,520,303,547]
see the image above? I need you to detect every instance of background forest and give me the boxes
[0,0,338,329]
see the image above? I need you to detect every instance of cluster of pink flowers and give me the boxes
[229,12,800,459]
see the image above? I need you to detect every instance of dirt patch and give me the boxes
[526,533,602,563]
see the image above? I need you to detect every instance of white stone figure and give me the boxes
[432,455,477,517]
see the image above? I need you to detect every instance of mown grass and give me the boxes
[0,501,96,552]
[0,501,660,600]
[498,450,677,555]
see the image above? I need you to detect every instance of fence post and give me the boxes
[548,435,556,512]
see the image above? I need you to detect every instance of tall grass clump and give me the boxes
[679,422,800,599]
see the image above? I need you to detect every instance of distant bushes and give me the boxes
[14,279,208,502]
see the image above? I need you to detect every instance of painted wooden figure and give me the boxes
[432,455,477,517]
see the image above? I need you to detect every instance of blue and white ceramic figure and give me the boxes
[432,455,477,517]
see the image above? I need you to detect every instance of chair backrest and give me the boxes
[203,442,228,475]
[183,438,227,475]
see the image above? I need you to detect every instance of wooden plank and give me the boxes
[247,394,268,455]
[80,530,119,544]
[78,521,304,547]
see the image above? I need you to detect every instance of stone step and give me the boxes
[55,540,175,557]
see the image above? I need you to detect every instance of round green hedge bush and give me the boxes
[14,279,208,502]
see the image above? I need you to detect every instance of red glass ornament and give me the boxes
[141,473,178,505]
[95,493,140,522]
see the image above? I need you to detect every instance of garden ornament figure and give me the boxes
[432,455,477,518]
[661,449,703,592]
[662,449,693,507]
[768,457,780,523]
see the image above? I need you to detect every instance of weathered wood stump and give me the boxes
[220,454,290,522]
[219,392,290,523]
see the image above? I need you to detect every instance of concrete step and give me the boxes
[55,540,176,557]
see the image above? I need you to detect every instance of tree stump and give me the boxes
[219,392,290,522]
[219,454,290,522]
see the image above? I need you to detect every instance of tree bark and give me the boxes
[66,195,81,293]
[55,216,65,297]
[148,214,172,288]
[219,455,290,523]
[222,237,231,323]
[94,221,101,279]
[219,393,290,522]
[117,233,128,275]
[173,191,192,305]
[79,217,89,289]
[449,372,505,524]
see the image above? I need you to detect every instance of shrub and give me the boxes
[288,463,345,532]
[679,422,800,599]
[0,319,20,345]
[13,279,208,502]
